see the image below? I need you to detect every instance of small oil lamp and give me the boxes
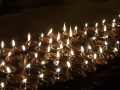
[102,19,105,26]
[80,46,86,57]
[20,78,38,90]
[0,78,8,89]
[6,72,26,84]
[84,23,88,30]
[74,26,77,35]
[112,19,116,31]
[103,41,108,50]
[82,60,97,72]
[70,49,84,64]
[25,33,38,47]
[44,45,57,60]
[26,63,40,76]
[5,52,20,63]
[115,41,120,49]
[63,23,67,35]
[113,47,119,56]
[92,53,108,65]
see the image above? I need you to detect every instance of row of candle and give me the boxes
[0,16,120,90]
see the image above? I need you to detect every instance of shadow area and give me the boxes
[0,0,64,16]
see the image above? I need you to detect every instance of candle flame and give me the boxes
[85,60,88,65]
[39,73,44,78]
[67,61,71,68]
[55,60,59,65]
[1,41,4,49]
[81,46,84,53]
[23,78,27,83]
[49,38,52,44]
[84,31,87,35]
[112,23,115,28]
[60,44,63,49]
[104,25,107,32]
[66,38,70,45]
[117,41,119,44]
[41,33,44,37]
[99,47,103,53]
[104,41,108,46]
[47,28,52,36]
[35,53,38,58]
[114,47,118,52]
[85,23,88,27]
[63,23,66,32]
[22,45,26,51]
[119,15,120,17]
[74,26,77,31]
[41,61,45,65]
[56,68,60,73]
[38,42,41,47]
[57,32,60,41]
[47,45,50,52]
[57,51,60,58]
[71,49,74,56]
[6,67,11,73]
[102,19,105,24]
[28,33,31,41]
[92,36,96,40]
[113,19,116,23]
[1,82,4,88]
[95,28,98,34]
[8,52,12,57]
[26,63,31,68]
[69,26,72,37]
[95,23,98,27]
[94,54,97,59]
[1,61,5,66]
[12,39,15,47]
[88,44,91,50]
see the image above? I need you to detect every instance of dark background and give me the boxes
[0,0,120,90]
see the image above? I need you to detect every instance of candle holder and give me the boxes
[6,73,26,84]
[82,60,97,72]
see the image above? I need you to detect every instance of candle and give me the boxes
[25,33,38,47]
[26,63,40,76]
[74,26,77,35]
[12,39,15,50]
[82,60,97,72]
[104,41,108,50]
[20,78,38,90]
[63,23,67,35]
[0,78,8,89]
[102,19,105,26]
[80,46,86,57]
[115,41,120,49]
[84,23,88,30]
[5,52,20,63]
[91,54,108,65]
[6,73,26,84]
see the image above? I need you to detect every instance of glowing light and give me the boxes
[49,38,52,44]
[102,19,105,24]
[1,82,4,88]
[60,44,63,49]
[22,45,26,51]
[85,23,88,27]
[69,26,72,37]
[74,26,77,31]
[47,28,52,36]
[94,54,97,59]
[63,23,66,32]
[1,41,4,49]
[66,38,70,46]
[71,49,74,56]
[38,42,41,47]
[104,25,107,32]
[56,68,60,73]
[23,78,27,83]
[41,33,44,37]
[84,31,87,35]
[6,67,11,73]
[67,61,71,68]
[8,52,12,57]
[81,46,84,53]
[12,39,15,47]
[99,47,103,53]
[28,33,31,41]
[39,73,44,78]
[85,60,88,65]
[95,23,98,27]
[47,45,50,52]
[1,61,5,66]
[35,53,38,58]
[41,61,45,65]
[104,41,108,46]
[26,63,31,68]
[57,51,60,58]
[57,32,60,41]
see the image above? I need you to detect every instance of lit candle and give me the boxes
[115,41,119,48]
[74,26,77,35]
[80,46,85,57]
[112,19,116,31]
[87,44,92,53]
[95,23,98,28]
[102,19,105,26]
[63,23,66,35]
[92,53,108,65]
[104,41,108,50]
[95,28,98,36]
[113,47,118,56]
[0,82,4,89]
[69,26,72,38]
[47,28,53,36]
[57,32,60,42]
[12,39,15,50]
[67,61,71,68]
[82,60,97,72]
[84,23,88,30]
